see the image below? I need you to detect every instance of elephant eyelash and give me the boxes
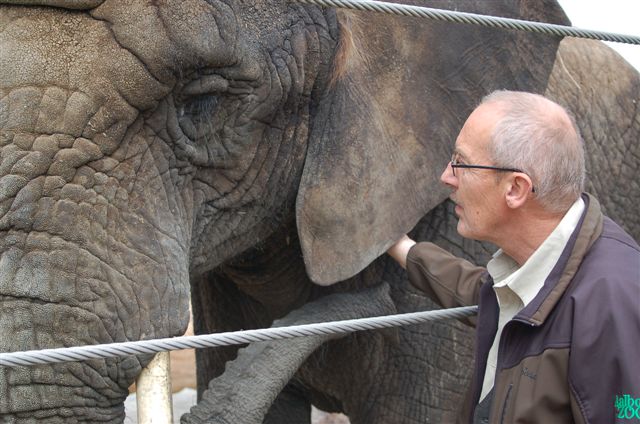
[179,95,220,118]
[176,73,231,122]
[177,95,220,142]
[182,74,229,98]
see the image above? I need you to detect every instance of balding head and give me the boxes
[479,90,585,213]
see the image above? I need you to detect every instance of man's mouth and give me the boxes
[450,196,462,215]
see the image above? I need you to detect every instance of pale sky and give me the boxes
[558,0,640,71]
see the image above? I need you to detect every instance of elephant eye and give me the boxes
[178,94,220,141]
[180,95,219,119]
[176,73,228,141]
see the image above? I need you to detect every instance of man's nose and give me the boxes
[440,162,457,188]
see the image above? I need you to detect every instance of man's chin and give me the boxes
[456,220,466,237]
[456,220,476,240]
[457,222,486,243]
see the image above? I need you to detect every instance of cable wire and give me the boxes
[0,305,477,367]
[293,0,640,45]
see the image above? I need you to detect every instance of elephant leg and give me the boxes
[264,380,312,424]
[180,283,396,424]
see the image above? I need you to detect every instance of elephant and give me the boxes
[0,0,638,422]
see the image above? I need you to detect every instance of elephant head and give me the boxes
[0,0,570,421]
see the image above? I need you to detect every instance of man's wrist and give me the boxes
[387,235,417,269]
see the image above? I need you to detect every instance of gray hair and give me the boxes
[481,90,585,213]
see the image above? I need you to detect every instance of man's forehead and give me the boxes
[456,105,498,155]
[454,127,482,159]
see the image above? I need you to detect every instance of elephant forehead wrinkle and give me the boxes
[3,21,155,143]
[0,174,28,205]
[0,144,29,175]
[90,0,238,82]
[8,151,53,184]
[57,183,92,204]
[31,134,63,155]
[0,90,7,129]
[0,177,43,230]
[34,86,69,136]
[87,156,120,174]
[25,87,100,142]
[5,87,42,130]
[63,91,99,138]
[0,181,22,219]
[82,104,131,142]
[3,44,148,159]
[7,133,35,151]
[1,87,101,141]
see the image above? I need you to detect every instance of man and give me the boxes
[387,90,640,423]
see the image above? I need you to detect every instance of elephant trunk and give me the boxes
[181,283,398,424]
[0,6,190,421]
[0,183,187,421]
[0,105,189,421]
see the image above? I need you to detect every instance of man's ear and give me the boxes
[505,173,534,209]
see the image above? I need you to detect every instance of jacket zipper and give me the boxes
[500,383,513,424]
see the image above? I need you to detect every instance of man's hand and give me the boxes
[386,235,417,269]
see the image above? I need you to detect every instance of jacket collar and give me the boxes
[516,193,604,326]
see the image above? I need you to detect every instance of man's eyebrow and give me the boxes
[453,149,468,161]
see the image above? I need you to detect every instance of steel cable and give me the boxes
[293,0,640,45]
[0,305,477,367]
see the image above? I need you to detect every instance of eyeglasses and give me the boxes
[450,153,535,192]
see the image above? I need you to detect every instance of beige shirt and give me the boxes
[479,197,585,401]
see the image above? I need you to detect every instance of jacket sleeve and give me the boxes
[406,242,487,312]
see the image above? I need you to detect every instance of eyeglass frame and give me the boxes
[449,153,535,193]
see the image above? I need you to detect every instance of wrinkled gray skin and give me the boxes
[0,0,638,422]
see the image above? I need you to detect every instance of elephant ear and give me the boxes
[297,2,570,285]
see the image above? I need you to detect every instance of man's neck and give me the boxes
[497,210,565,266]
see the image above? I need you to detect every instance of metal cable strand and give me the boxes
[293,0,640,45]
[0,306,477,367]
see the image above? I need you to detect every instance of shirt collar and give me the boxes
[487,197,585,307]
